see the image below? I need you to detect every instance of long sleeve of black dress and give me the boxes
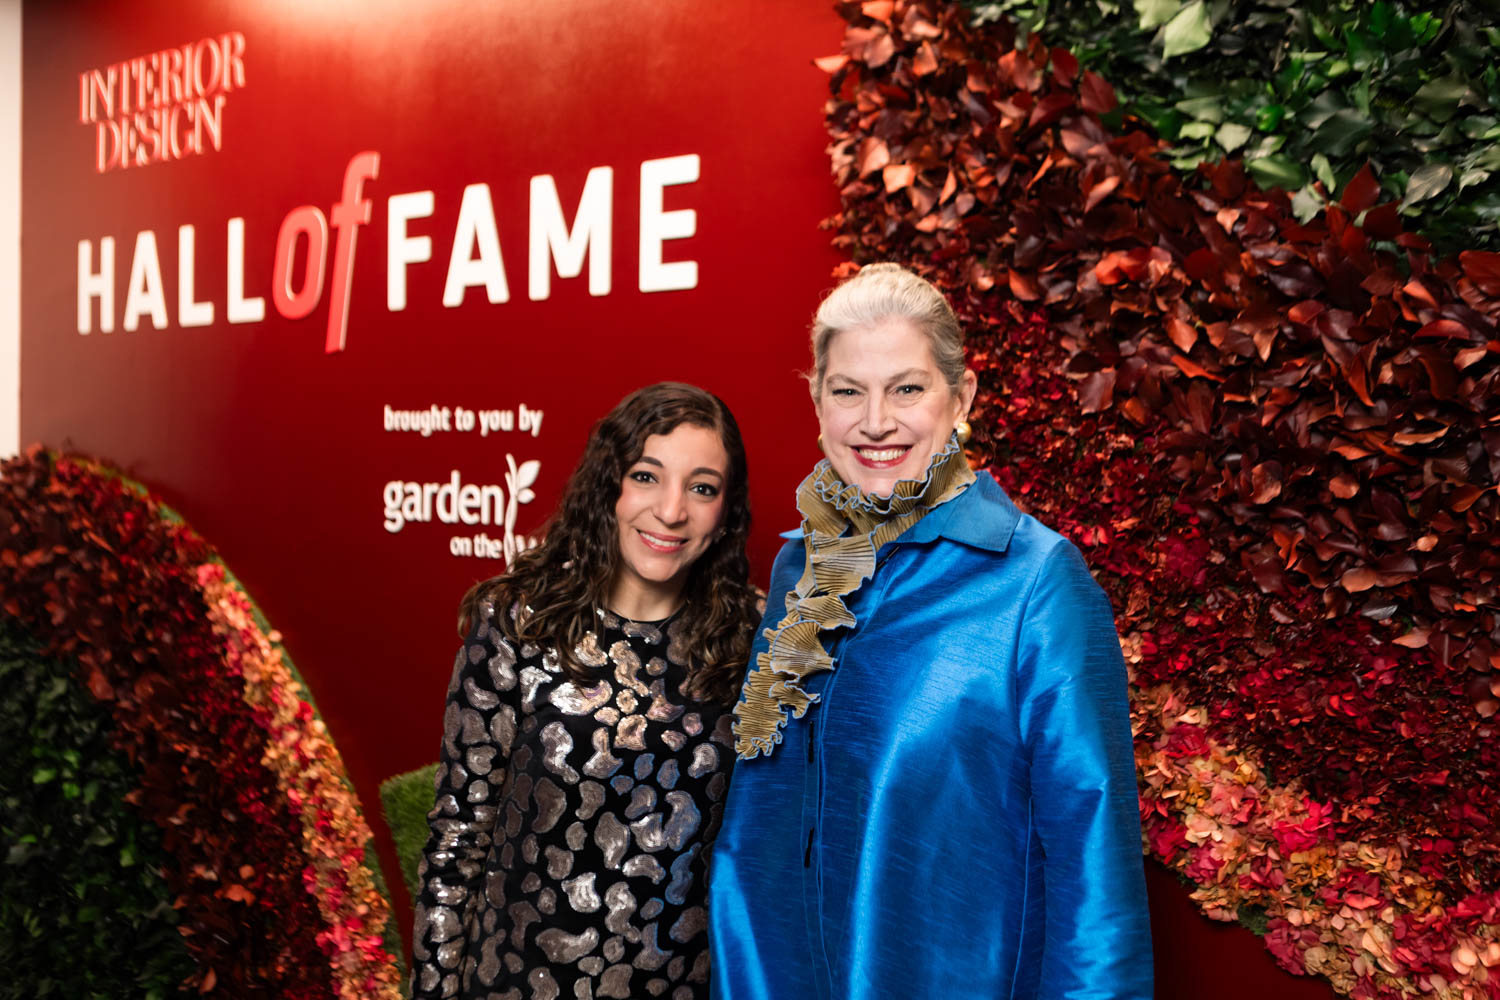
[410,612,518,999]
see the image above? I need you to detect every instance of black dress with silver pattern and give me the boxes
[411,605,733,1000]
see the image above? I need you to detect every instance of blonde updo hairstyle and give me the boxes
[809,263,968,396]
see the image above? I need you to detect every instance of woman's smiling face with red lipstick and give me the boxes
[815,318,977,497]
[609,422,730,620]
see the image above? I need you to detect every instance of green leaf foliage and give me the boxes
[1161,0,1213,59]
[0,617,194,1000]
[962,0,1500,253]
[380,763,439,901]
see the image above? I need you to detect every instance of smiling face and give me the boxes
[815,318,977,497]
[608,422,731,621]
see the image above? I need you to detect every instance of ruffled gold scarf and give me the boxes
[733,436,975,758]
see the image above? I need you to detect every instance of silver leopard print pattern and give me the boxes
[411,605,734,1000]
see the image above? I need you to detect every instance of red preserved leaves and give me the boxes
[1341,163,1381,212]
[821,0,1500,968]
[0,449,334,997]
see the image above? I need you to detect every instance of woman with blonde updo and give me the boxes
[709,264,1153,1000]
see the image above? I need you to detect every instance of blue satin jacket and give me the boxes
[709,472,1152,1000]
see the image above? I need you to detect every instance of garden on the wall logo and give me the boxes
[78,32,246,173]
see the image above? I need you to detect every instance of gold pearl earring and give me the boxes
[955,421,972,445]
[817,434,825,453]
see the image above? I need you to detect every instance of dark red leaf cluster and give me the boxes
[821,0,1500,901]
[0,448,332,998]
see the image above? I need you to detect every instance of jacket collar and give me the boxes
[897,469,1018,552]
[780,470,1019,553]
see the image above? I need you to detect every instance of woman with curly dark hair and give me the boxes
[410,382,762,1000]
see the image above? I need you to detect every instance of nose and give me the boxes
[654,486,688,527]
[858,392,896,438]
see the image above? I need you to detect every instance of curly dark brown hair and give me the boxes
[458,382,760,706]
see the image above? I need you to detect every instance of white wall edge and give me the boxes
[0,0,18,459]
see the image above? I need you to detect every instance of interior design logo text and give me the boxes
[78,32,246,173]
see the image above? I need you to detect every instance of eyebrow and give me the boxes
[827,368,932,385]
[633,456,725,480]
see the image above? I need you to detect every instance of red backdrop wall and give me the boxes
[20,2,1333,996]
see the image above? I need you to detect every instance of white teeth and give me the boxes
[859,448,907,462]
[640,531,685,548]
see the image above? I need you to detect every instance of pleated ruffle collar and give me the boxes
[733,435,975,758]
